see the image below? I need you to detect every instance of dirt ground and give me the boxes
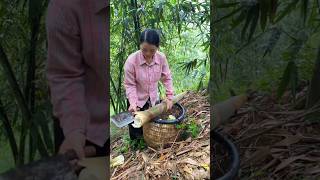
[110,91,210,180]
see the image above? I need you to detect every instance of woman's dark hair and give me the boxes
[140,29,160,47]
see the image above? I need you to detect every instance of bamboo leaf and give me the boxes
[241,5,255,41]
[275,0,299,23]
[231,9,246,29]
[37,111,54,153]
[0,43,48,163]
[301,0,309,25]
[248,4,260,41]
[197,71,206,91]
[214,6,243,24]
[263,27,281,57]
[236,31,265,54]
[0,99,19,164]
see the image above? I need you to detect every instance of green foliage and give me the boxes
[117,134,130,153]
[213,0,320,104]
[188,120,200,138]
[216,0,278,41]
[176,118,201,138]
[0,0,52,168]
[110,0,210,114]
[116,134,146,153]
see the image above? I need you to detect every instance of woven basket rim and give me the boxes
[152,102,185,124]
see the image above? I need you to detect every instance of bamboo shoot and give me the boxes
[213,94,248,128]
[132,92,187,128]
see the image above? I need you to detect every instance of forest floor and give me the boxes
[214,86,320,179]
[110,91,210,180]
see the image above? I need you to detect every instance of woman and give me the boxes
[46,0,108,160]
[124,29,174,140]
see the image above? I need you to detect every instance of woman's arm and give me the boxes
[161,55,174,100]
[46,1,89,137]
[46,0,87,158]
[124,61,138,108]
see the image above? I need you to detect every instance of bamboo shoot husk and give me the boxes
[213,94,248,128]
[78,157,107,180]
[132,92,187,128]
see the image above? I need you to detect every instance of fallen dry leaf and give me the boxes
[273,135,302,147]
[274,155,306,173]
[193,152,204,157]
[183,165,193,174]
[179,158,200,166]
[242,147,271,167]
[304,166,320,175]
[141,152,149,163]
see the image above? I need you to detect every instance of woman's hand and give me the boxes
[164,98,173,111]
[128,104,140,112]
[59,130,86,159]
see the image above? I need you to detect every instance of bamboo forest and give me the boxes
[0,0,319,179]
[212,0,320,179]
[109,0,211,179]
[0,0,52,170]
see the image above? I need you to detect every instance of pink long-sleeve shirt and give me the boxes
[46,0,109,147]
[124,50,174,108]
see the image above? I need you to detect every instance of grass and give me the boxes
[113,133,147,154]
[176,118,201,138]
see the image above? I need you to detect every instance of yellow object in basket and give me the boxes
[168,115,176,120]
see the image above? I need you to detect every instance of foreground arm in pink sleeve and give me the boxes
[124,61,138,107]
[161,56,174,100]
[46,1,89,136]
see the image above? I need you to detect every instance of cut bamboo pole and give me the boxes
[132,92,187,128]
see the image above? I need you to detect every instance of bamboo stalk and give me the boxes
[0,43,48,164]
[0,99,19,164]
[132,92,187,128]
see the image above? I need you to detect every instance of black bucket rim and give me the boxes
[152,102,186,124]
[213,130,240,180]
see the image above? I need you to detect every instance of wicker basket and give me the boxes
[143,103,185,149]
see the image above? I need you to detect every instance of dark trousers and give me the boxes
[127,99,151,140]
[53,118,109,157]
